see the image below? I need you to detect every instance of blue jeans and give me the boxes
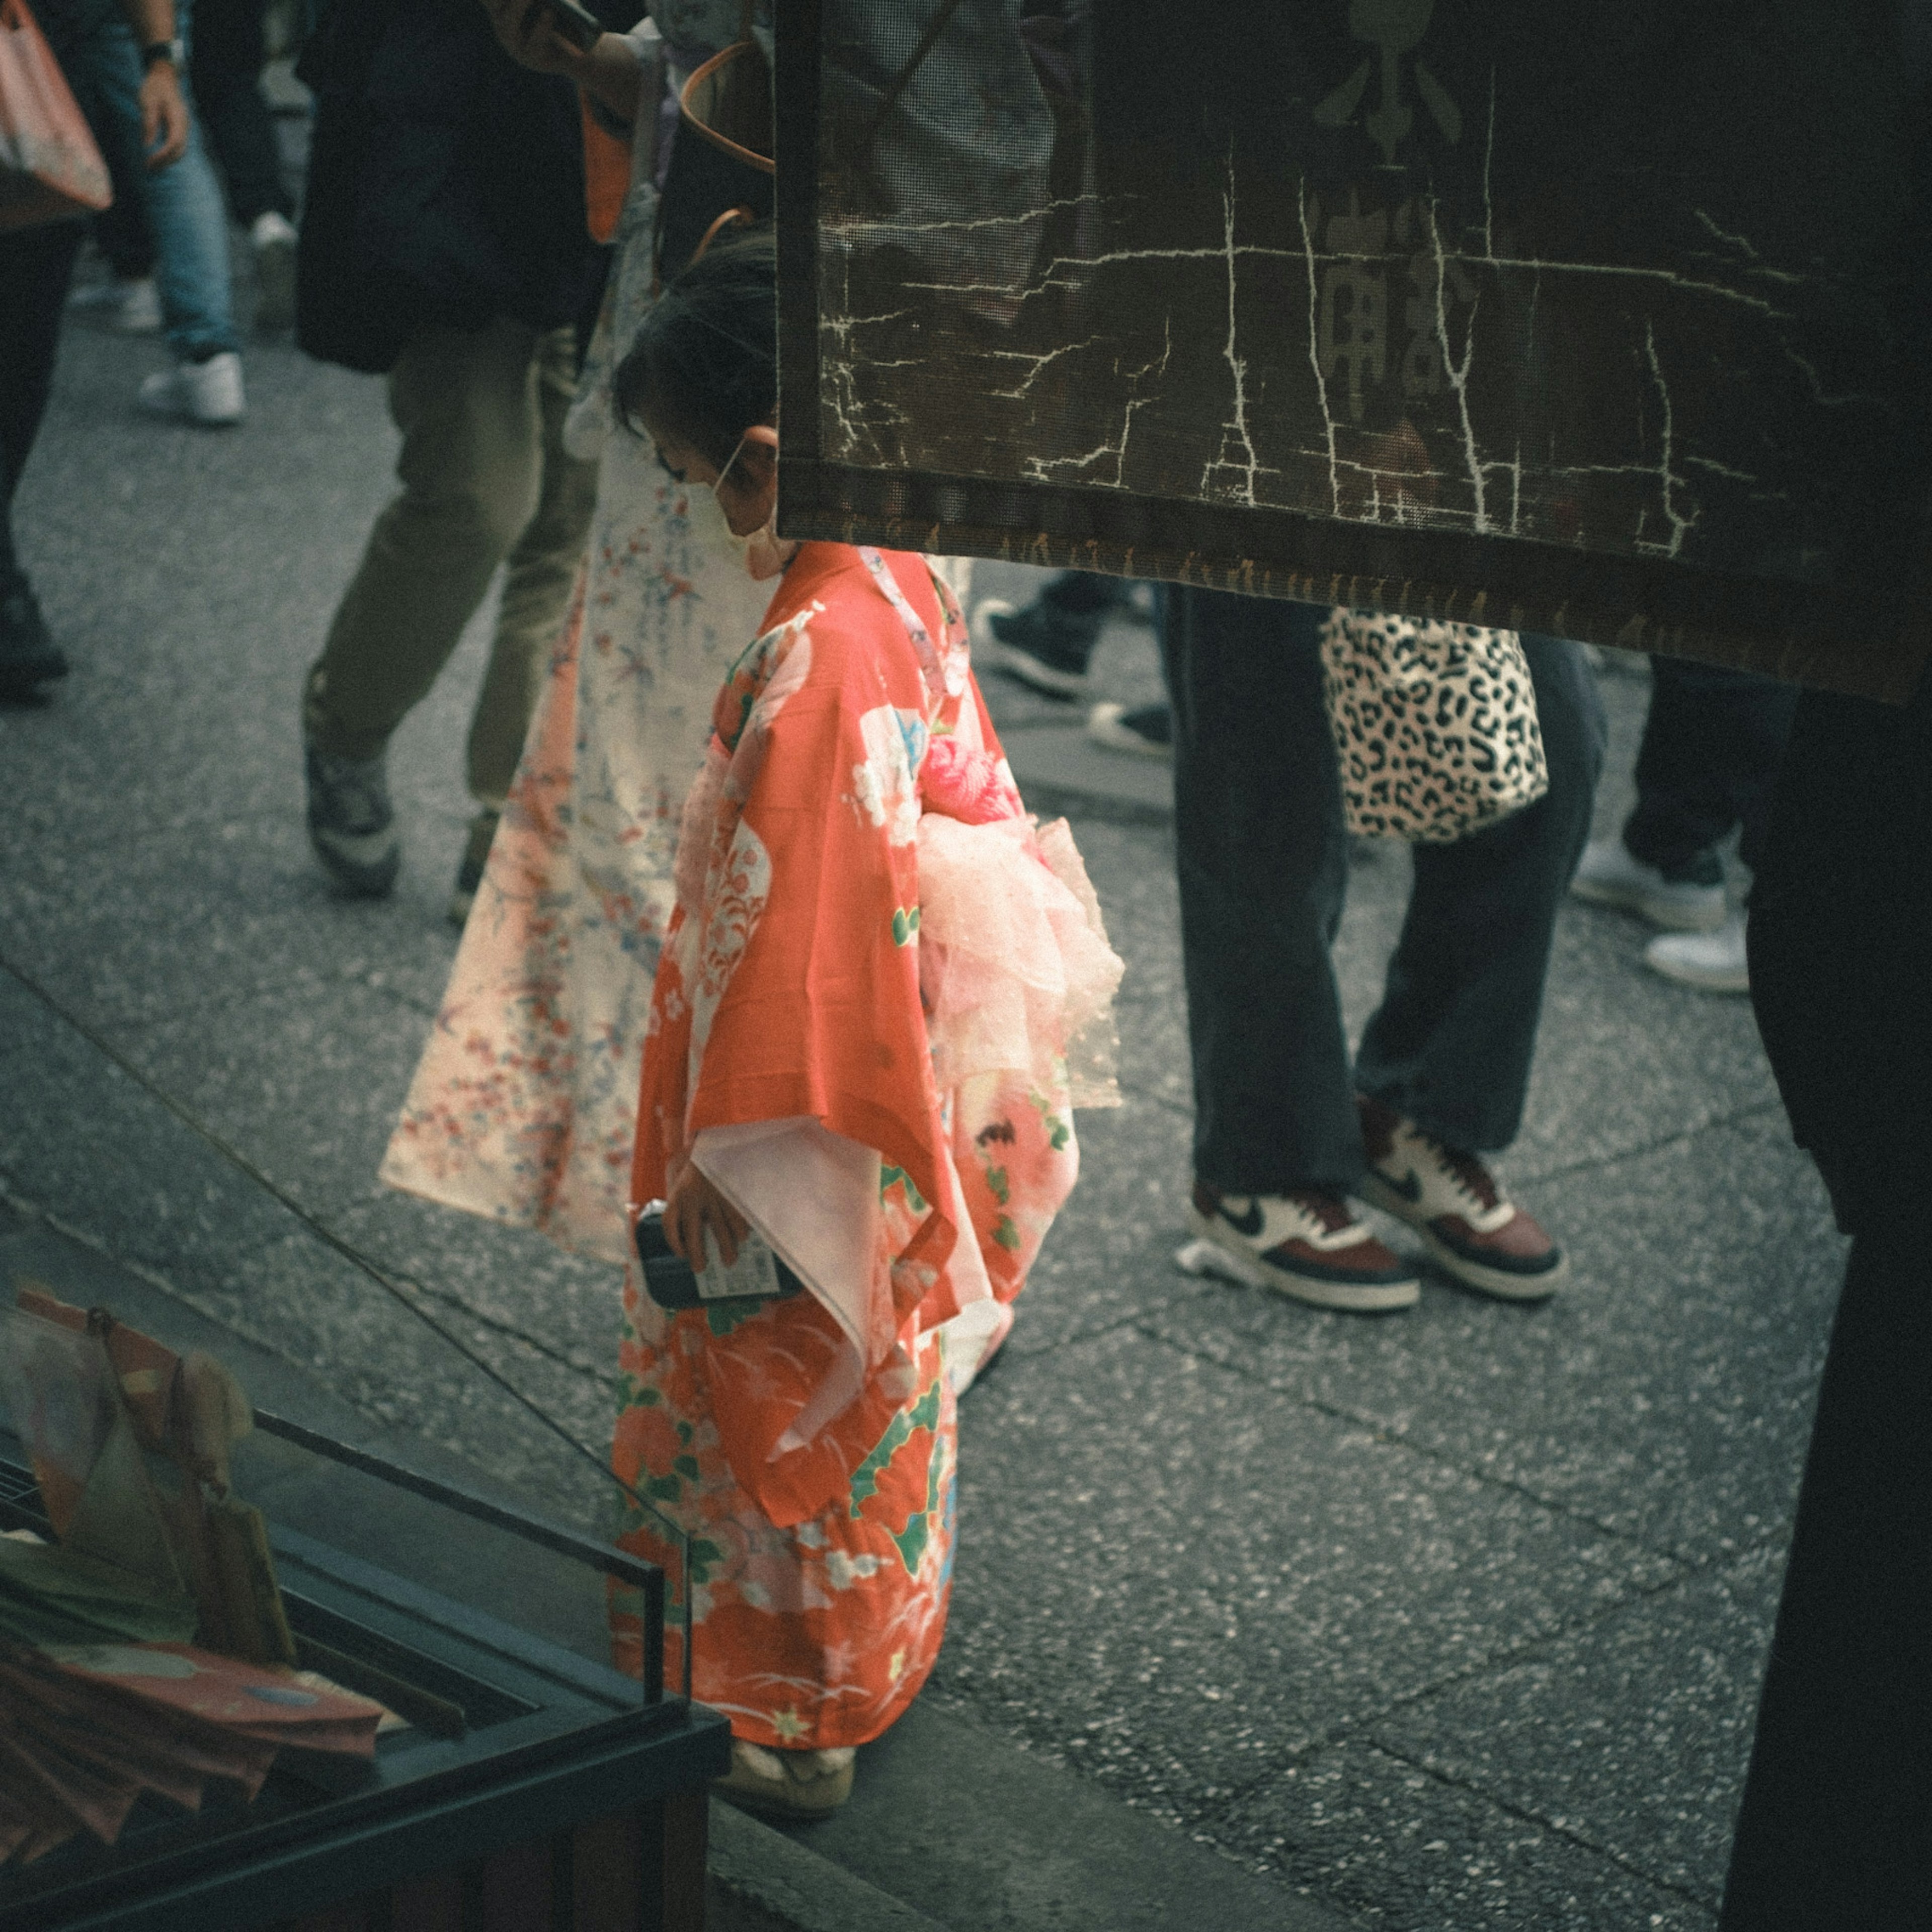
[66,0,238,361]
[1161,590,1607,1192]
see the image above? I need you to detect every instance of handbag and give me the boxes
[0,0,110,233]
[659,12,773,280]
[1320,608,1550,842]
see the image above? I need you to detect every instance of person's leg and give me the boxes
[462,325,600,810]
[1348,634,1602,1298]
[186,0,291,225]
[305,318,554,766]
[1732,677,1801,877]
[1164,589,1359,1192]
[1625,657,1794,878]
[1356,633,1606,1153]
[1165,590,1420,1310]
[0,220,87,690]
[90,7,240,368]
[90,127,159,284]
[1615,661,1799,990]
[1716,1213,1931,1930]
[0,221,88,562]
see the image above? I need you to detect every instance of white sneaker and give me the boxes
[70,275,162,334]
[250,211,298,333]
[140,351,245,427]
[1570,836,1727,930]
[1645,914,1750,994]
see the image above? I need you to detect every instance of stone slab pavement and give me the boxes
[0,303,1843,1930]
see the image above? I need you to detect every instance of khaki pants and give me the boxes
[303,318,599,808]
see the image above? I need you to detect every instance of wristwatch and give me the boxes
[140,37,186,69]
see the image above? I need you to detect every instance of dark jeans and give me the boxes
[1624,656,1798,879]
[0,219,87,592]
[92,99,159,281]
[1162,590,1605,1192]
[190,0,292,224]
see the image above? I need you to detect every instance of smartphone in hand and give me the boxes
[543,0,604,51]
[634,1204,806,1311]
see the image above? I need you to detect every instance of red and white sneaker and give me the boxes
[1354,1096,1568,1301]
[1180,1182,1420,1313]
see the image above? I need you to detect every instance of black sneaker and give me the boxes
[1086,701,1172,759]
[447,809,500,927]
[973,597,1098,698]
[304,736,400,897]
[0,580,67,701]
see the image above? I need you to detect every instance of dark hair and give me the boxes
[613,225,777,467]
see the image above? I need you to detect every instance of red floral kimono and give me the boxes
[609,543,1119,1749]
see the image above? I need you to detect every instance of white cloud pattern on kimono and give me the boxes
[850,705,928,847]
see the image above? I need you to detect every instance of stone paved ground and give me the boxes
[0,293,1841,1929]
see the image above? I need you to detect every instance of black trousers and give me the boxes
[1624,656,1798,879]
[190,0,292,225]
[0,219,86,592]
[1717,1217,1932,1930]
[1723,670,1932,1927]
[1161,589,1605,1192]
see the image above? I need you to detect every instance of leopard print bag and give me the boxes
[1319,610,1549,842]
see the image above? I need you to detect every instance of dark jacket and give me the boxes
[294,0,621,374]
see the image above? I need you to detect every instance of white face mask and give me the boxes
[711,435,789,581]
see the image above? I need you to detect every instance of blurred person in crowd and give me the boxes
[61,0,248,422]
[1165,593,1604,1313]
[293,0,630,914]
[1571,658,1796,995]
[974,569,1174,758]
[0,0,189,701]
[70,0,295,334]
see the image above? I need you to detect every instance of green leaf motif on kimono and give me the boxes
[672,1455,701,1481]
[704,1300,762,1337]
[618,1375,660,1408]
[892,905,922,947]
[1027,1088,1072,1152]
[890,1426,947,1578]
[689,1537,726,1583]
[992,1214,1022,1251]
[848,1375,943,1519]
[983,1164,1010,1205]
[645,1474,682,1504]
[880,1163,929,1216]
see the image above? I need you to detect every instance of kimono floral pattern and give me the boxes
[380,0,773,1261]
[380,423,777,1263]
[614,544,1098,1749]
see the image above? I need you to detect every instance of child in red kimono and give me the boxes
[605,232,1122,1815]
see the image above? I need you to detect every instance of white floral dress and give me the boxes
[380,8,776,1260]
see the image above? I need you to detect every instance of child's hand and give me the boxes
[665,1165,752,1270]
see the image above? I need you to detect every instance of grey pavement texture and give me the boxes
[0,303,1844,1930]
